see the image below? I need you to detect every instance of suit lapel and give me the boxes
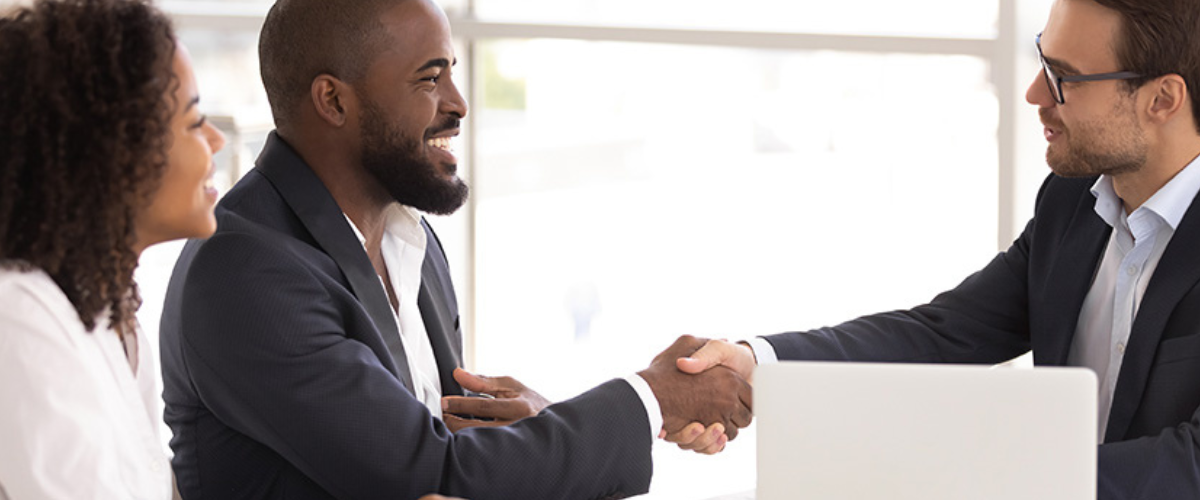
[417,219,464,396]
[255,133,415,393]
[1106,192,1200,441]
[1034,185,1111,366]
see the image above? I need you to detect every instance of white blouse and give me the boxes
[0,268,170,499]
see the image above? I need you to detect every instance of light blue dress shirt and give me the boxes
[1071,157,1200,442]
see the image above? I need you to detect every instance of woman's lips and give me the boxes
[203,171,218,201]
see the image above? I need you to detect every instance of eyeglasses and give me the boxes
[1035,32,1142,104]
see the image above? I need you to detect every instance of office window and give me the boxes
[473,0,997,38]
[470,39,999,497]
[471,38,999,397]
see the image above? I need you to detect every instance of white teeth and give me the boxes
[203,177,215,190]
[426,137,453,151]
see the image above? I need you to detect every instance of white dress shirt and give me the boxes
[748,157,1200,445]
[0,267,171,500]
[1071,158,1200,442]
[345,206,444,417]
[344,206,661,437]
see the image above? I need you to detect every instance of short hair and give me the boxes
[0,0,176,334]
[1094,0,1200,133]
[258,0,400,128]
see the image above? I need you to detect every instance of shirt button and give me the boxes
[1126,265,1139,276]
[1117,342,1126,354]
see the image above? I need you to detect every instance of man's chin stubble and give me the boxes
[1047,149,1144,179]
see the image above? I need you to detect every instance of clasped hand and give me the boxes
[651,336,758,454]
[638,335,756,455]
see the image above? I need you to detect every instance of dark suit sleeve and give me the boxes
[761,219,1034,364]
[178,231,652,500]
[1098,421,1200,499]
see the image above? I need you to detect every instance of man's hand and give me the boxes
[441,368,552,432]
[658,422,729,454]
[676,339,758,382]
[660,339,759,454]
[638,335,753,441]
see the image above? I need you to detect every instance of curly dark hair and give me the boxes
[0,0,177,335]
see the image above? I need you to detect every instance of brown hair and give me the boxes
[1094,0,1200,133]
[0,0,177,334]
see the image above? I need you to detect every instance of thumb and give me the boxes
[675,340,726,374]
[453,368,496,393]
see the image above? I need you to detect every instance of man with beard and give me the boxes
[158,0,753,498]
[669,0,1200,496]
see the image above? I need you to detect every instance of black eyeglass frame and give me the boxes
[1035,32,1142,104]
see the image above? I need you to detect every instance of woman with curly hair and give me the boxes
[0,0,225,497]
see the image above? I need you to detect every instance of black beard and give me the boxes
[359,102,469,215]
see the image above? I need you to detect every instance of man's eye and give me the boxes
[421,76,440,84]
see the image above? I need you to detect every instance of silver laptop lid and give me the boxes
[756,362,1096,500]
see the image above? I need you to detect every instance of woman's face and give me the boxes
[134,44,226,252]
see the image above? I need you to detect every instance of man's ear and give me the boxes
[1145,74,1189,126]
[311,74,352,128]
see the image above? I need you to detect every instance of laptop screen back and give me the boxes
[755,362,1096,500]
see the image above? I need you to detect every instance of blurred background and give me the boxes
[2,0,1060,497]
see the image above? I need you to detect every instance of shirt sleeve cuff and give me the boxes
[746,337,779,365]
[623,373,663,440]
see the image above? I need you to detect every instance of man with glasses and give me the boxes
[671,0,1200,497]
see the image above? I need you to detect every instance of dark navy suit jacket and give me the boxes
[160,133,652,500]
[764,174,1200,499]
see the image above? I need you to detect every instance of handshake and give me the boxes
[442,335,759,455]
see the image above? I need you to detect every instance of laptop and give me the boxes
[753,362,1097,500]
